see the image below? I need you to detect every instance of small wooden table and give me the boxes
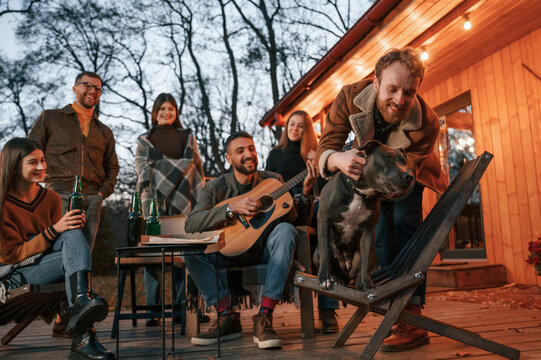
[113,243,222,360]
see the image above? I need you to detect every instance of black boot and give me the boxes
[67,271,108,334]
[68,328,115,360]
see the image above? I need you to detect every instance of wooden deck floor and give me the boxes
[1,299,540,359]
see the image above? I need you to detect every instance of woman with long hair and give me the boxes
[265,110,341,334]
[266,110,319,195]
[0,138,114,360]
[135,93,206,327]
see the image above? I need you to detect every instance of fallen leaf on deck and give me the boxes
[454,351,473,357]
[506,327,523,333]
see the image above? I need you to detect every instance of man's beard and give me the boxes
[233,158,258,175]
[376,90,412,124]
[79,95,98,109]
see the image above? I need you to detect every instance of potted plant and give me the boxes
[526,237,541,276]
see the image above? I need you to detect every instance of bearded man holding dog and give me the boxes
[315,47,448,352]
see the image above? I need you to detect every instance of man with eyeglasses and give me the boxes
[28,71,118,358]
[29,71,119,256]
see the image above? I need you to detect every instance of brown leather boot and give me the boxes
[319,309,339,333]
[381,304,429,352]
[52,314,72,338]
[52,300,72,338]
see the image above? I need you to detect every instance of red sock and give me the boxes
[259,297,277,314]
[216,296,231,313]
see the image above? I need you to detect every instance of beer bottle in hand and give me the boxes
[69,175,84,211]
[127,192,145,247]
[145,199,161,236]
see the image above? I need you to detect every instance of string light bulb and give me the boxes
[463,15,472,30]
[420,47,429,61]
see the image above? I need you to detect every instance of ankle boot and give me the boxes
[381,304,429,352]
[67,271,108,334]
[68,328,115,360]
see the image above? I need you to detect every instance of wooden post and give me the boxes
[296,226,315,338]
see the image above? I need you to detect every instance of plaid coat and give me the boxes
[135,128,205,217]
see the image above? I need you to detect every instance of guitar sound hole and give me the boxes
[259,195,274,211]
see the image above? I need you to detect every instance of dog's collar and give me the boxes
[345,177,377,198]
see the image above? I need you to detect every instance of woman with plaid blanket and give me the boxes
[135,93,205,327]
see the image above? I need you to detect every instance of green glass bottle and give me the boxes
[145,199,161,236]
[126,192,145,247]
[135,193,146,240]
[68,175,84,211]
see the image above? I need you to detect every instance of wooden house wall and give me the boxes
[420,28,541,286]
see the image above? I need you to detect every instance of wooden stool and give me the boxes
[110,255,185,338]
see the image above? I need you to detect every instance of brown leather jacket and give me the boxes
[316,79,448,194]
[28,104,119,198]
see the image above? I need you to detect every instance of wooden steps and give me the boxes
[428,262,507,289]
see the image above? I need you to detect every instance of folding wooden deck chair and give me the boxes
[294,151,521,360]
[0,282,66,345]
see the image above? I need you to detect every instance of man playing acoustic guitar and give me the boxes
[183,131,317,349]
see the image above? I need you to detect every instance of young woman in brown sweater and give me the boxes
[0,138,114,360]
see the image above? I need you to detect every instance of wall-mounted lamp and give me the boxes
[463,14,472,30]
[420,47,429,61]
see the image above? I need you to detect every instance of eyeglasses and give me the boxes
[76,82,104,93]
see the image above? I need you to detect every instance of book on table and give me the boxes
[143,231,222,244]
[140,230,224,253]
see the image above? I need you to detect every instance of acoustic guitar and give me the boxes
[217,169,307,257]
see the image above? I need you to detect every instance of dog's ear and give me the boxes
[357,149,367,159]
[359,139,381,155]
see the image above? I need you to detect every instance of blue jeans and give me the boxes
[182,222,297,306]
[58,191,103,253]
[5,229,91,306]
[318,294,339,310]
[144,266,186,307]
[374,183,425,305]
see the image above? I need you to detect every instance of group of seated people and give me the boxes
[0,47,445,358]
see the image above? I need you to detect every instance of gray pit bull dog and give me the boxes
[314,140,414,291]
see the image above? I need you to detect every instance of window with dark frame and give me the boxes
[434,91,486,260]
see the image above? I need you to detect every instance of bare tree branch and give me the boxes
[0,0,41,17]
[163,0,225,173]
[218,0,239,133]
[230,0,283,140]
[162,20,188,118]
[107,29,152,129]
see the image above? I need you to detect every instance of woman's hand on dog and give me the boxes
[328,149,367,180]
[229,197,261,216]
